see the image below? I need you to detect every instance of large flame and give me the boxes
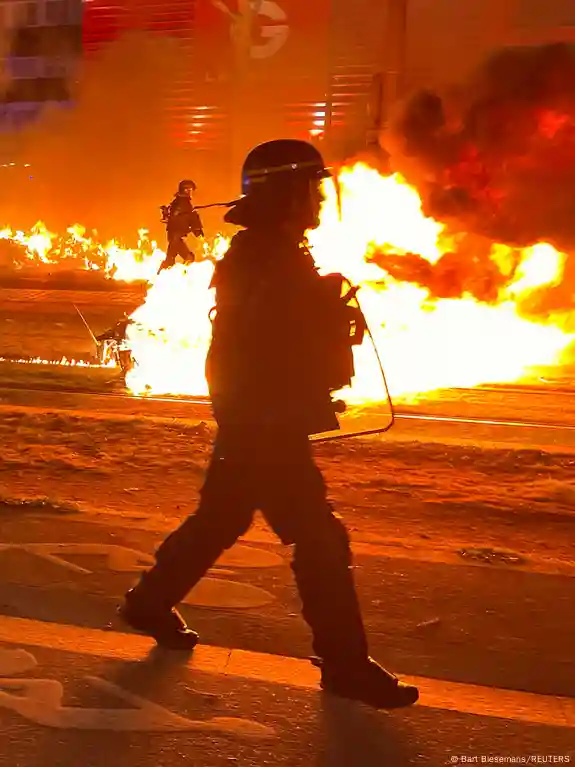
[2,162,574,401]
[307,166,574,399]
[123,164,575,401]
[0,221,164,280]
[125,261,215,396]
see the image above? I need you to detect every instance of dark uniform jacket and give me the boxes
[166,195,204,238]
[206,228,341,437]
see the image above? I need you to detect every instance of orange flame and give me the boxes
[122,165,574,401]
[0,356,116,368]
[2,163,574,401]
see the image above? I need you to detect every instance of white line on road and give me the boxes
[2,392,575,434]
[0,616,572,729]
[394,412,575,432]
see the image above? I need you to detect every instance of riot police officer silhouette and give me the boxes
[119,140,419,710]
[158,179,205,272]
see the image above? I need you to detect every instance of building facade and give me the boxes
[81,0,388,162]
[0,0,82,130]
[3,1,575,150]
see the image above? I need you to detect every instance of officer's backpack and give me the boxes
[207,256,367,399]
[159,204,171,224]
[311,273,367,392]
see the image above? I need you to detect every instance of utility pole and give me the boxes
[368,0,407,148]
[233,0,254,78]
[384,0,407,112]
[228,0,254,184]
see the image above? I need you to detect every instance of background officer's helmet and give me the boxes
[178,179,197,195]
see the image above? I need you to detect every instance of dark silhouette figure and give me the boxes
[119,139,419,711]
[158,179,204,272]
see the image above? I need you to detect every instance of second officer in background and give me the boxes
[159,179,205,272]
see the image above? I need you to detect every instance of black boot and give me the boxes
[314,656,419,710]
[118,589,199,651]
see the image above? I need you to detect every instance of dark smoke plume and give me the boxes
[385,43,575,249]
[369,233,520,304]
[381,42,575,330]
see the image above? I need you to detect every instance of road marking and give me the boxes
[242,529,575,578]
[4,532,573,583]
[182,578,275,609]
[0,648,37,675]
[58,515,575,579]
[0,543,278,609]
[395,412,575,432]
[0,542,282,574]
[0,672,274,736]
[0,616,573,728]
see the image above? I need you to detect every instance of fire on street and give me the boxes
[1,4,575,761]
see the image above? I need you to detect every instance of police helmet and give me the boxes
[240,139,330,196]
[178,179,197,194]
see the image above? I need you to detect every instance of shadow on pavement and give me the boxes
[316,692,425,767]
[103,645,194,702]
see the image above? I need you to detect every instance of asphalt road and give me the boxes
[1,286,575,453]
[1,383,575,453]
[1,288,574,763]
[0,298,138,360]
[1,637,573,767]
[1,510,573,766]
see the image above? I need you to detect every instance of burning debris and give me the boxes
[0,220,228,283]
[0,356,112,369]
[0,221,163,281]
